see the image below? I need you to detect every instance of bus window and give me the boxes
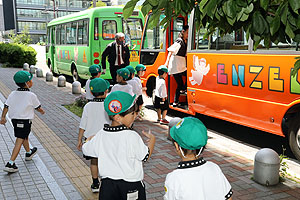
[173,18,184,42]
[123,18,143,40]
[210,29,248,50]
[78,19,89,45]
[142,14,165,50]
[60,24,66,45]
[256,40,299,51]
[94,18,99,40]
[66,22,77,45]
[102,20,117,40]
[56,25,61,45]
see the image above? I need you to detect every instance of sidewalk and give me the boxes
[0,67,300,200]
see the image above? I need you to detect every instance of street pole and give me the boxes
[53,0,56,18]
[93,0,96,8]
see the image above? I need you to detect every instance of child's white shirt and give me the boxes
[133,76,142,96]
[79,99,110,138]
[155,77,167,98]
[127,79,140,96]
[164,159,232,200]
[82,125,149,182]
[5,89,40,119]
[85,79,95,100]
[110,83,134,96]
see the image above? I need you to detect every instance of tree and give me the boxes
[8,25,32,45]
[123,0,300,75]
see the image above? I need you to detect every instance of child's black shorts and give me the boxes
[136,95,144,106]
[11,119,32,139]
[99,178,146,200]
[154,96,169,111]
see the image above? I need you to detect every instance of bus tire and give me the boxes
[288,116,300,160]
[71,65,86,87]
[48,61,59,77]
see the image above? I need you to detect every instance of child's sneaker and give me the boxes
[160,119,169,125]
[25,147,37,161]
[3,162,19,173]
[91,182,100,193]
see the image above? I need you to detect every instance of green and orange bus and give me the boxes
[46,7,144,84]
[140,10,300,160]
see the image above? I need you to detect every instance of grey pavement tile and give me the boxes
[42,194,55,200]
[5,196,18,200]
[66,191,83,200]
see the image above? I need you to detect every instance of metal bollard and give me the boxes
[46,72,53,82]
[168,117,182,141]
[36,68,43,77]
[23,63,29,71]
[29,65,36,74]
[72,81,81,94]
[253,148,280,186]
[58,75,66,87]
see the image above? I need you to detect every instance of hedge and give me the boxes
[0,43,37,68]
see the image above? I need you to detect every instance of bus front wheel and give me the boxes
[288,117,300,160]
[48,61,59,77]
[71,66,86,87]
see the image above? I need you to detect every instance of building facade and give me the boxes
[15,0,93,43]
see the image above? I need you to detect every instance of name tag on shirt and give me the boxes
[127,191,138,200]
[16,123,24,128]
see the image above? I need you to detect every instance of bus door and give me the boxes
[167,17,189,110]
[122,17,144,68]
[99,17,122,80]
[46,26,56,74]
[140,14,167,97]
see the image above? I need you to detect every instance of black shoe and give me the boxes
[91,182,100,193]
[25,147,37,161]
[4,162,19,173]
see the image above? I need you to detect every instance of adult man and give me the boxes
[101,33,130,84]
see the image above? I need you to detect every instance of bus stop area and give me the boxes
[1,67,300,200]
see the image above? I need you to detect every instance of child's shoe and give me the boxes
[160,119,169,125]
[91,182,100,193]
[25,147,37,161]
[155,119,161,123]
[3,162,19,173]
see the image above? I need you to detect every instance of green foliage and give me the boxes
[124,0,300,49]
[8,26,32,45]
[0,43,37,68]
[75,95,88,108]
[279,146,289,181]
[124,0,300,74]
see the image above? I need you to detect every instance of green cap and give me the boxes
[104,91,136,116]
[117,68,130,80]
[170,117,208,150]
[135,64,146,72]
[105,80,110,89]
[89,64,101,74]
[13,71,33,83]
[158,65,168,73]
[90,78,109,93]
[125,65,136,74]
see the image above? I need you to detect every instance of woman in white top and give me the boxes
[165,25,189,106]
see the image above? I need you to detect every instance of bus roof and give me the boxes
[47,6,143,27]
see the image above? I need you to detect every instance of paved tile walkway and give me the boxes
[0,67,300,200]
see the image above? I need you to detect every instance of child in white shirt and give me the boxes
[77,78,110,193]
[85,64,102,101]
[154,65,169,125]
[164,117,233,200]
[110,68,134,96]
[82,91,156,200]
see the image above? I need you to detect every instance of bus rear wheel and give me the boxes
[288,116,300,160]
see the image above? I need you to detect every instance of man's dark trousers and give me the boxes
[110,64,126,84]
